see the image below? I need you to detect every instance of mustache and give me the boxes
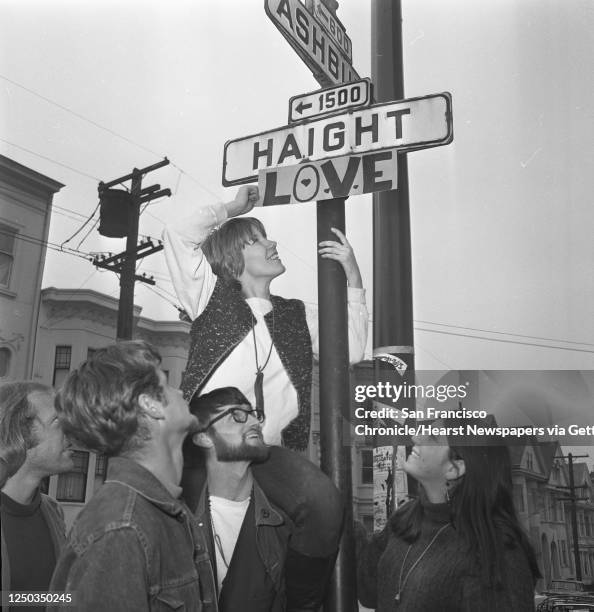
[243,425,264,438]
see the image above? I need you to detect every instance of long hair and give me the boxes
[201,217,266,282]
[56,340,164,457]
[0,381,52,480]
[390,417,540,587]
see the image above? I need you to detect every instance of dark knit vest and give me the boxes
[182,279,313,451]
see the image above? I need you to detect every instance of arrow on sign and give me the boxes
[295,101,313,115]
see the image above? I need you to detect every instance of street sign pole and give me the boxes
[317,197,356,612]
[302,0,357,605]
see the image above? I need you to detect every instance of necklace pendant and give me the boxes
[395,592,400,602]
[254,370,265,416]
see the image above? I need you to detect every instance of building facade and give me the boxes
[33,286,190,528]
[0,155,63,381]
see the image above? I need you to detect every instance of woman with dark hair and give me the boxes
[357,419,540,611]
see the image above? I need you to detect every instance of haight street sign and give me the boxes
[289,79,372,123]
[258,149,398,206]
[223,92,453,186]
[265,0,359,87]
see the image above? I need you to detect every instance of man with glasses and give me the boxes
[185,387,332,611]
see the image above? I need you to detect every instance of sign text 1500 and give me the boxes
[318,85,362,111]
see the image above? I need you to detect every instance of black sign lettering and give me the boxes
[312,25,325,63]
[363,151,394,192]
[277,133,303,164]
[275,0,293,28]
[386,108,411,139]
[321,156,360,197]
[323,122,345,151]
[253,139,273,170]
[355,113,378,145]
[295,8,309,43]
[263,171,291,205]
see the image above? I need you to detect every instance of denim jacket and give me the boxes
[50,457,217,611]
[194,480,291,611]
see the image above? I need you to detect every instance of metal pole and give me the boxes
[371,0,414,367]
[317,197,356,611]
[371,0,416,509]
[116,170,141,341]
[308,1,357,608]
[568,453,582,580]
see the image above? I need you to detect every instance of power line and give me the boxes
[0,73,163,159]
[168,163,222,201]
[51,209,88,224]
[0,138,100,181]
[415,319,594,349]
[414,342,454,370]
[303,296,592,354]
[61,202,100,248]
[141,282,184,312]
[75,217,100,250]
[0,227,92,261]
[415,326,594,354]
[52,204,91,220]
[151,282,179,301]
[142,209,166,225]
[1,75,223,200]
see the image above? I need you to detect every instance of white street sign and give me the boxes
[306,0,352,62]
[289,79,371,123]
[265,0,359,87]
[223,92,453,186]
[258,149,398,205]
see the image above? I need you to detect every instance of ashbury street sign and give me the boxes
[306,0,352,62]
[265,0,358,87]
[289,79,371,123]
[223,92,453,186]
[258,149,398,205]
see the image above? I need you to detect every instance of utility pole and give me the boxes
[95,158,171,340]
[554,452,589,581]
[371,0,416,520]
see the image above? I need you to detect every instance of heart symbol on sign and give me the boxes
[353,185,359,189]
[301,178,311,187]
[324,188,330,193]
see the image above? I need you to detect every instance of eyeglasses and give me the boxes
[198,405,265,432]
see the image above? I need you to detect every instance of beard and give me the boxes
[211,428,270,463]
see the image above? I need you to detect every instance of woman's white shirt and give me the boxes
[163,203,369,445]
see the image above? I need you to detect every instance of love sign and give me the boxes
[258,149,398,205]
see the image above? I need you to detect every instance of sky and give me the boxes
[1,0,593,459]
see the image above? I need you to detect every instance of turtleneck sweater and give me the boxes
[356,499,536,612]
